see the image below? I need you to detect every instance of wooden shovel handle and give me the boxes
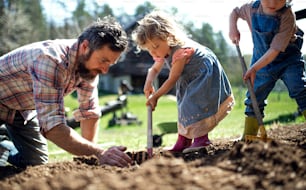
[236,45,264,127]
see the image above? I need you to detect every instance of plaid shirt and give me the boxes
[0,39,101,134]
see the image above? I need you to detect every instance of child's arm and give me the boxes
[229,8,240,44]
[244,48,280,85]
[244,9,296,86]
[229,3,253,44]
[154,57,186,98]
[143,59,164,98]
[147,48,193,110]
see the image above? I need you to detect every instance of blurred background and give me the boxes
[1,0,305,94]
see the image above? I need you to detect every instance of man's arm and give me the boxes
[80,118,99,142]
[45,124,132,167]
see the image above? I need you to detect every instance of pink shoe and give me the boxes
[182,134,211,153]
[164,134,192,153]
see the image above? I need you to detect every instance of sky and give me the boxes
[42,0,306,54]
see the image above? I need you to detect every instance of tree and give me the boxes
[0,2,33,55]
[72,0,92,33]
[0,0,48,55]
[19,0,47,40]
[92,3,114,18]
[134,2,155,16]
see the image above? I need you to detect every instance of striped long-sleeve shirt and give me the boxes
[0,39,101,134]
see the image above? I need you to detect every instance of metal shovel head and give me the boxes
[245,125,272,143]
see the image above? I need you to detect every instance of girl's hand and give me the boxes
[143,83,155,99]
[243,67,257,87]
[146,95,158,111]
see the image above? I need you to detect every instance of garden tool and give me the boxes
[147,105,153,158]
[236,44,271,142]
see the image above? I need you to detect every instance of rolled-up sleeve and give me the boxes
[270,9,296,52]
[233,3,253,28]
[73,77,101,122]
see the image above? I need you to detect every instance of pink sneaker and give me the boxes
[182,134,211,153]
[164,134,192,153]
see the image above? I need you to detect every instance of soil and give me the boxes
[0,123,305,190]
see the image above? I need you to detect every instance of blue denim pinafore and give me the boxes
[165,42,232,127]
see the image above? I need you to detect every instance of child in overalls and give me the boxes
[229,0,306,140]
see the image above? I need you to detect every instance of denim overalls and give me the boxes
[245,0,306,117]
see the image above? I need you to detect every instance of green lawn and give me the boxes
[48,88,304,161]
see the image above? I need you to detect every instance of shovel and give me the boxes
[147,105,153,158]
[236,44,271,142]
[125,105,153,165]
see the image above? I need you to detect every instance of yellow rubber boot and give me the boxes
[241,116,259,141]
[303,110,306,119]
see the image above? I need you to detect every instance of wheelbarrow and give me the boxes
[151,122,177,147]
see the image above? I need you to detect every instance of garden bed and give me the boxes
[0,123,305,190]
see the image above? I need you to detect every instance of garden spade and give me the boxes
[127,106,153,165]
[235,44,271,142]
[147,105,153,158]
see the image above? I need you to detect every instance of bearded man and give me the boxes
[0,17,132,168]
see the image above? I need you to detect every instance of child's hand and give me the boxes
[143,85,155,99]
[146,95,158,111]
[243,67,257,86]
[229,27,240,44]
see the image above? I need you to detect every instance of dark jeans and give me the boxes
[0,112,48,168]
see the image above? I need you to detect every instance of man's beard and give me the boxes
[76,53,98,81]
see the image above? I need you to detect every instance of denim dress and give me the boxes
[245,1,306,117]
[164,41,233,136]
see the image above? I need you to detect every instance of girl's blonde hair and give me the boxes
[132,10,187,50]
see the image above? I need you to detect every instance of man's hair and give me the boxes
[78,16,128,53]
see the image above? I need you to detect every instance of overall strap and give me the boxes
[252,0,260,9]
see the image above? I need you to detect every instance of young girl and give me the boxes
[132,11,235,153]
[229,0,306,140]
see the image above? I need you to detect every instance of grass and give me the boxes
[48,87,304,161]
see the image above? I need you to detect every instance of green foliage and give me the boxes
[0,0,47,55]
[72,0,93,30]
[134,1,155,15]
[21,0,47,40]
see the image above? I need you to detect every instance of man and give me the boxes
[0,16,132,168]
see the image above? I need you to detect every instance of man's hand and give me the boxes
[97,146,132,167]
[46,125,132,168]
